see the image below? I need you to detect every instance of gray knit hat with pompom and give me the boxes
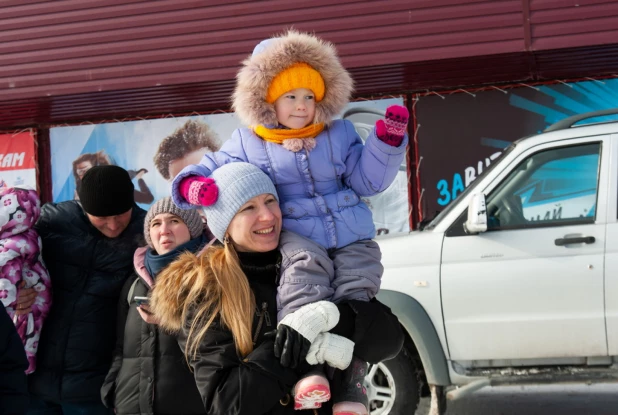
[202,163,278,242]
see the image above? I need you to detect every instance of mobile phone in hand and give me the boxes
[134,296,149,307]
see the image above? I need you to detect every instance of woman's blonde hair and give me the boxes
[150,240,255,360]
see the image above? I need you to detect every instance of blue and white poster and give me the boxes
[50,97,410,233]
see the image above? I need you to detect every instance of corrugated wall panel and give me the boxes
[0,0,523,104]
[0,13,523,78]
[0,50,535,127]
[1,1,618,128]
[530,0,618,50]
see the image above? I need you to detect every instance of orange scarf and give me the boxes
[253,123,325,144]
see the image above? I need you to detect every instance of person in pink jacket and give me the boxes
[0,186,52,374]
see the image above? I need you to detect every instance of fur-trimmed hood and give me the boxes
[232,30,354,127]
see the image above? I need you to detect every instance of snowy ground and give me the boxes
[415,383,618,415]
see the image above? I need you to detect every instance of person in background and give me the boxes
[0,301,29,415]
[151,163,403,415]
[27,166,146,415]
[72,150,153,205]
[153,119,220,182]
[127,168,154,205]
[0,186,52,374]
[72,150,112,200]
[101,197,207,415]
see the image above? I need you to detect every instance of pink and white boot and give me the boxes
[293,371,331,410]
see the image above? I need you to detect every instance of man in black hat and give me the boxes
[27,165,146,414]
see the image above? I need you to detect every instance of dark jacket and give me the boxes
[180,250,299,415]
[0,302,29,415]
[101,247,204,415]
[29,201,146,404]
[155,249,404,415]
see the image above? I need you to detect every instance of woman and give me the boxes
[151,163,404,415]
[72,151,153,204]
[72,151,112,199]
[100,197,208,414]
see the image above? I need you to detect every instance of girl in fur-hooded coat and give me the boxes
[0,186,51,374]
[171,30,408,414]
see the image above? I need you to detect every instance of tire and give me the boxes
[365,346,421,415]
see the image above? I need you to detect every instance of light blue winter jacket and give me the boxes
[171,119,407,250]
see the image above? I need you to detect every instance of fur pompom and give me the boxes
[282,138,304,152]
[281,138,317,153]
[303,138,317,152]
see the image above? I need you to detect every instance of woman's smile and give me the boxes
[254,226,274,235]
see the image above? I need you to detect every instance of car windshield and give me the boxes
[424,143,515,230]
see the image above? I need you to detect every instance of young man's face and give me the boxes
[274,88,316,129]
[87,209,132,238]
[168,148,207,180]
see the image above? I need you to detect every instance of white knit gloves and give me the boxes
[306,332,355,370]
[278,301,340,343]
[279,301,355,370]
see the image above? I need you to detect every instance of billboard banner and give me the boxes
[50,97,410,234]
[415,78,618,222]
[0,131,37,191]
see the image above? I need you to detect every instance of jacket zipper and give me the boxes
[253,302,271,344]
[275,260,281,285]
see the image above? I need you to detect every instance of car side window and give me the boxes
[486,143,600,230]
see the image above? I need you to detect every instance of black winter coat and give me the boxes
[0,302,29,415]
[101,247,204,415]
[29,201,146,404]
[174,250,404,415]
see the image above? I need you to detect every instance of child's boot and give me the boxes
[332,357,369,415]
[293,369,331,410]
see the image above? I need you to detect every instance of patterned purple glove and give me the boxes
[179,176,218,206]
[375,105,409,147]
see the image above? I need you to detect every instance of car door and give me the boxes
[604,133,618,355]
[441,137,609,361]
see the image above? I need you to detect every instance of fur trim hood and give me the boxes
[150,252,197,333]
[232,30,354,127]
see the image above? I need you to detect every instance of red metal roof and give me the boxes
[1,0,618,128]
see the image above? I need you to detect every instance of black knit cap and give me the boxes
[78,165,134,217]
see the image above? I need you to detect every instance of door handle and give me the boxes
[554,236,595,246]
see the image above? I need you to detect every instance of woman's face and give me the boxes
[149,213,191,255]
[227,193,281,253]
[75,161,93,179]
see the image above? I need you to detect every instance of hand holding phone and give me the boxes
[136,303,159,325]
[134,296,149,307]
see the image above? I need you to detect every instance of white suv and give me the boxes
[369,109,618,414]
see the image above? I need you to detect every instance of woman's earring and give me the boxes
[223,235,230,244]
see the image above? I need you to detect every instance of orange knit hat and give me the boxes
[266,63,325,104]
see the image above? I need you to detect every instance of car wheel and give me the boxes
[365,346,420,415]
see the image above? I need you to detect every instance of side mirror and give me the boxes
[464,193,488,234]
